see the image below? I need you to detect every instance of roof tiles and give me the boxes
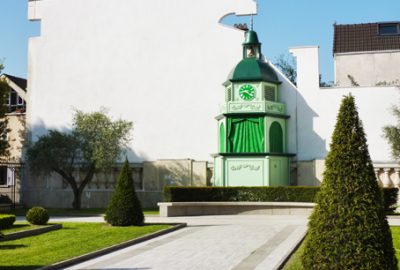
[3,74,27,91]
[333,23,400,54]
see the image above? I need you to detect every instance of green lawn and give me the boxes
[0,222,170,269]
[283,227,400,270]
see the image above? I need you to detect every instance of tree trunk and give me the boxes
[71,186,83,210]
[76,164,96,210]
[55,165,95,210]
[55,169,81,210]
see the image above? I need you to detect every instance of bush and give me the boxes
[105,159,144,226]
[301,95,397,269]
[164,186,320,202]
[26,207,49,225]
[0,214,16,229]
[383,187,398,213]
[164,186,397,206]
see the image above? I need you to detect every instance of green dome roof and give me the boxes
[227,58,280,84]
[242,30,261,46]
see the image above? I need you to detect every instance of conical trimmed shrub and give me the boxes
[105,159,144,226]
[301,95,397,269]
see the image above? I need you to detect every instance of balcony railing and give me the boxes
[374,163,400,187]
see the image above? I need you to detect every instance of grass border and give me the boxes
[1,224,62,242]
[38,223,187,270]
[278,233,306,270]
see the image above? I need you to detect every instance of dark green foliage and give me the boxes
[274,53,297,85]
[0,64,10,157]
[0,214,15,229]
[27,130,81,176]
[105,160,144,226]
[164,186,320,202]
[0,194,12,204]
[383,187,398,213]
[26,110,132,210]
[301,95,397,269]
[383,104,400,168]
[164,186,397,207]
[26,130,84,209]
[26,207,49,225]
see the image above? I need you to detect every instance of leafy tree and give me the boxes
[319,74,333,87]
[302,95,397,269]
[383,105,400,161]
[274,53,297,85]
[0,63,10,157]
[105,159,144,226]
[27,109,132,209]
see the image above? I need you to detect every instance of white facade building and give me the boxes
[334,22,400,87]
[290,46,399,186]
[27,0,256,162]
[25,1,400,207]
[26,0,257,207]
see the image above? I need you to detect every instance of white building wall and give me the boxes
[335,51,400,87]
[269,62,298,155]
[27,0,256,162]
[26,1,400,192]
[291,46,399,164]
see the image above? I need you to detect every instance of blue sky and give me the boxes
[1,0,399,82]
[0,1,39,78]
[224,0,400,83]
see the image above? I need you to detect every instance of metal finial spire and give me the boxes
[250,0,258,30]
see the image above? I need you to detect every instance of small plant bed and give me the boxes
[0,222,171,269]
[2,222,44,234]
[282,226,400,269]
[1,222,62,242]
[9,208,159,217]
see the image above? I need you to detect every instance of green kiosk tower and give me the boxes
[213,30,294,187]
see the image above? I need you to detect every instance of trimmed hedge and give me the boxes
[302,95,397,269]
[26,207,49,225]
[0,214,16,229]
[383,187,399,213]
[164,186,398,211]
[164,186,320,203]
[105,159,144,226]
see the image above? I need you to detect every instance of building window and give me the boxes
[378,23,400,35]
[264,85,276,101]
[17,96,24,106]
[0,166,7,185]
[225,87,232,102]
[3,89,26,113]
[132,167,143,190]
[270,121,283,153]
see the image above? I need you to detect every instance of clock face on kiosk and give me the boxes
[239,84,255,101]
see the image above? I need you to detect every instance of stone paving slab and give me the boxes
[65,215,308,270]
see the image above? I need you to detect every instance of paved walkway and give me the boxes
[15,215,398,270]
[52,215,309,270]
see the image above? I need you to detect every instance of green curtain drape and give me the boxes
[228,117,264,153]
[270,121,283,153]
